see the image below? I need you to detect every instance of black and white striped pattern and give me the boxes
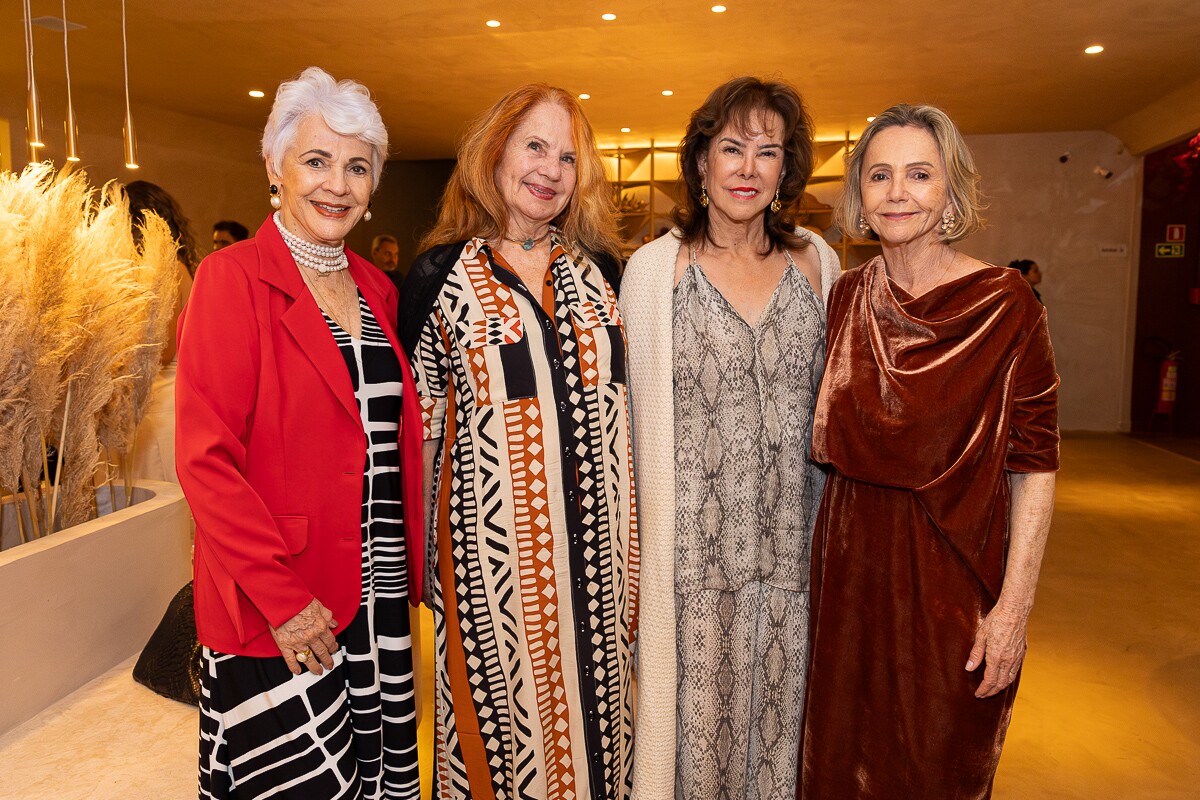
[198,294,419,799]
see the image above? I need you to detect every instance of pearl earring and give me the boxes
[857,215,870,236]
[364,202,373,223]
[269,184,281,210]
[941,207,956,233]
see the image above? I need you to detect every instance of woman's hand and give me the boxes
[965,603,1028,698]
[269,598,339,676]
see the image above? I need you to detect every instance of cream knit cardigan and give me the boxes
[618,228,842,799]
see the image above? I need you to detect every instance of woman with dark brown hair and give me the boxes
[620,76,841,800]
[123,180,194,482]
[400,84,637,800]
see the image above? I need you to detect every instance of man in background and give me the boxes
[371,234,405,286]
[212,220,249,251]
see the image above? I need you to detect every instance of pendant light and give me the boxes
[22,0,45,163]
[120,0,138,169]
[62,0,79,162]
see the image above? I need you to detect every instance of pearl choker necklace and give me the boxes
[274,212,349,275]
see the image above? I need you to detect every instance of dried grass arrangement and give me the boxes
[0,163,178,546]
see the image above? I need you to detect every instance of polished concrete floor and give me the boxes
[1,433,1196,799]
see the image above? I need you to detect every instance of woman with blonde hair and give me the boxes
[800,104,1059,798]
[400,84,637,799]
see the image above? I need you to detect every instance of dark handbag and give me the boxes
[132,581,203,706]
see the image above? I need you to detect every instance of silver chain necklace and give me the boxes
[274,212,349,276]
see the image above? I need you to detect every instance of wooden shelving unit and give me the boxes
[601,142,682,256]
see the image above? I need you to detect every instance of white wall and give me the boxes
[958,131,1140,432]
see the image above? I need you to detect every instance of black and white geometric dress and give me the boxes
[197,294,420,799]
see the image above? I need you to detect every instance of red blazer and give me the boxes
[177,216,424,658]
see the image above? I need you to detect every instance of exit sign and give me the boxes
[1155,243,1185,258]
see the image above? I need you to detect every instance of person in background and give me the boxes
[1009,257,1043,303]
[801,104,1059,799]
[176,66,424,799]
[123,180,196,482]
[401,83,637,800]
[372,233,405,288]
[371,233,400,269]
[211,219,249,251]
[619,76,841,800]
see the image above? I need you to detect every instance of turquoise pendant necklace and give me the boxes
[504,228,552,251]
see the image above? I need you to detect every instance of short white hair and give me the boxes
[261,66,389,191]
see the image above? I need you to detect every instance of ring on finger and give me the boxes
[295,648,312,664]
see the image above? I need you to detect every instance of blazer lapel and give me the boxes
[255,217,360,427]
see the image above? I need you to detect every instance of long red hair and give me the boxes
[421,84,620,261]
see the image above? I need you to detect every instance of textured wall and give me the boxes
[958,131,1141,432]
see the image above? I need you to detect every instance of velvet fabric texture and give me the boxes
[800,257,1059,799]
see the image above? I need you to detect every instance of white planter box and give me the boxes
[0,481,191,736]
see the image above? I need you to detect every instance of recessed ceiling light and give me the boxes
[661,90,674,96]
[621,127,631,133]
[578,93,591,100]
[248,90,265,98]
[1084,44,1104,54]
[601,13,617,21]
[867,116,876,122]
[485,19,501,28]
[712,4,728,11]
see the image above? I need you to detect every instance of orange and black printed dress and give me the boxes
[405,237,638,800]
[801,259,1059,799]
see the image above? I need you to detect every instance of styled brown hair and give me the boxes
[420,84,620,261]
[124,180,198,273]
[836,103,985,244]
[674,77,816,253]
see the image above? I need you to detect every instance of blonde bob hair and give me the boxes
[421,84,620,261]
[837,103,985,244]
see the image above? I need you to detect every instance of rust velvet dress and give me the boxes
[800,258,1059,799]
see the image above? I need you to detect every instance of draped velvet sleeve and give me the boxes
[1005,308,1060,473]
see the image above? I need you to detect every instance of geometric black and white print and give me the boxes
[411,237,638,800]
[197,294,420,799]
[671,254,826,800]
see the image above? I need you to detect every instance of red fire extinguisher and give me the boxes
[1155,351,1181,414]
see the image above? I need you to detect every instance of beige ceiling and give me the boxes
[3,0,1200,159]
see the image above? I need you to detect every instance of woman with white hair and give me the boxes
[176,66,425,799]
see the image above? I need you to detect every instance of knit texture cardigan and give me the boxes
[617,228,843,798]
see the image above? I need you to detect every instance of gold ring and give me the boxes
[295,649,311,664]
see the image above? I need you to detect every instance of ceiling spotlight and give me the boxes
[712,4,728,11]
[485,19,501,28]
[620,127,631,133]
[248,90,265,98]
[867,116,876,122]
[578,93,591,100]
[661,90,673,96]
[601,13,616,21]
[1084,44,1104,54]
